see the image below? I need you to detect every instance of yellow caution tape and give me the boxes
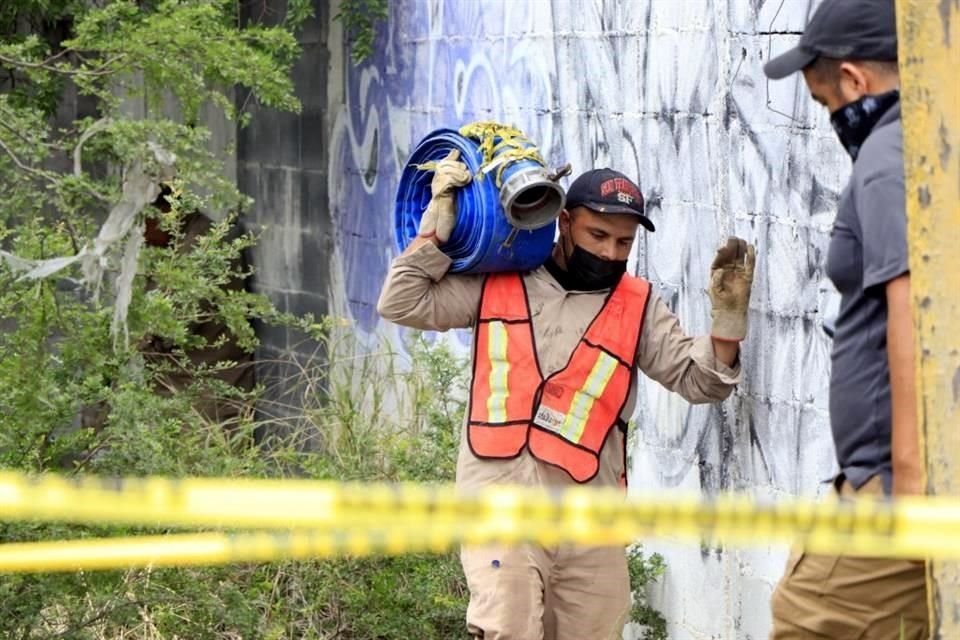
[2,472,960,572]
[0,529,451,573]
[0,472,463,530]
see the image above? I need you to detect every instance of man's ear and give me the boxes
[837,61,870,102]
[558,209,572,234]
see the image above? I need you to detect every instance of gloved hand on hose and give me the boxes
[418,149,472,243]
[708,237,756,342]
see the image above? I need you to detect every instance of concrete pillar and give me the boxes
[895,1,960,637]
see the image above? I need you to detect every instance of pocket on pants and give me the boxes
[461,545,545,639]
[783,550,839,584]
[783,550,804,578]
[776,551,841,601]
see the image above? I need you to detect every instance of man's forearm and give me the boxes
[711,338,739,368]
[886,274,923,495]
[377,239,445,326]
[376,241,482,331]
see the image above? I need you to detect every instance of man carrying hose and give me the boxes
[377,153,756,640]
[763,0,927,637]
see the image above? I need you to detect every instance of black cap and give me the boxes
[764,0,898,80]
[565,168,654,232]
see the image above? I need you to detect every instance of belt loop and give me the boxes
[832,473,846,495]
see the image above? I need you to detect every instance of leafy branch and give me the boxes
[334,0,388,64]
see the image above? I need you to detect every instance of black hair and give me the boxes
[807,56,899,87]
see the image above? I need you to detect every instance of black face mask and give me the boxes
[830,89,899,160]
[560,241,627,291]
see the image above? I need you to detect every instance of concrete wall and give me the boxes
[239,0,333,353]
[238,0,335,421]
[324,0,848,637]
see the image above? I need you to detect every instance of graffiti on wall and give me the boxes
[328,0,845,637]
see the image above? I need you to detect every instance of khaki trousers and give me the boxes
[770,476,929,639]
[460,543,630,640]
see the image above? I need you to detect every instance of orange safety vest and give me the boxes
[468,271,651,482]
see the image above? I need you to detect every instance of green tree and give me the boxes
[0,1,329,637]
[334,0,388,63]
[0,0,310,472]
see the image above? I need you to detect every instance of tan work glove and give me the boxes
[708,237,756,342]
[418,149,472,243]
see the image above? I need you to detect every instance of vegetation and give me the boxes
[333,0,388,64]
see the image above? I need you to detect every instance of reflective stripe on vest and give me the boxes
[467,272,650,481]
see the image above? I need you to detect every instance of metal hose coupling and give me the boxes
[498,165,567,230]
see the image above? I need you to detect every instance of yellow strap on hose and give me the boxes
[412,160,439,171]
[459,121,547,187]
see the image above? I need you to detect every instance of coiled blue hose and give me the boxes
[394,128,557,274]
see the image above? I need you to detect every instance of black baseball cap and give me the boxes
[764,0,898,80]
[565,168,654,232]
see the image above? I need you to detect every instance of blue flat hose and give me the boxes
[394,128,556,274]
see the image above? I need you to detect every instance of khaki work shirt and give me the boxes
[377,242,741,491]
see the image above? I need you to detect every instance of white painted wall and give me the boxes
[327,1,848,637]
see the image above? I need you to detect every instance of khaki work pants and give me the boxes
[460,543,630,640]
[770,476,929,639]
